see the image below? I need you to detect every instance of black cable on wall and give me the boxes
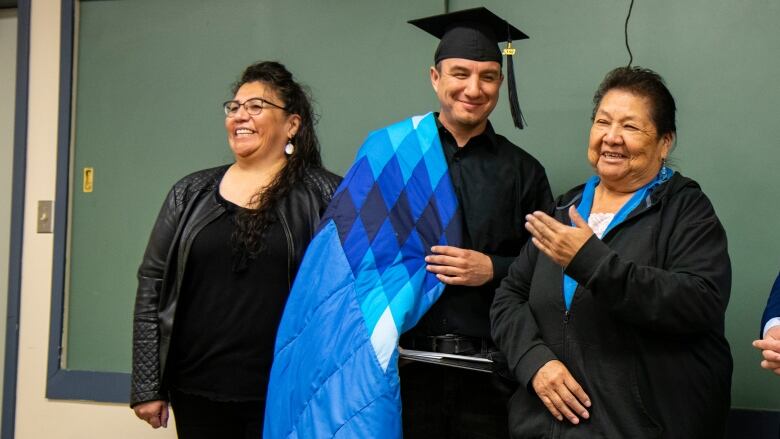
[624,0,635,66]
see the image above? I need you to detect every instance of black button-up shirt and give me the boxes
[407,116,553,339]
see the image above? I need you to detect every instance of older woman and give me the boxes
[491,67,732,438]
[130,61,340,438]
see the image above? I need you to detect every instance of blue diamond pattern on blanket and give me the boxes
[264,113,461,439]
[377,155,405,211]
[388,190,414,246]
[358,184,389,244]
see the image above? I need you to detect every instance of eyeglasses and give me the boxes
[222,98,287,117]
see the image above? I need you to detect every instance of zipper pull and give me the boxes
[564,310,570,323]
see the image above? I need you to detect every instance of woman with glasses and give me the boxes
[130,61,340,438]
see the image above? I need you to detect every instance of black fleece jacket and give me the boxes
[491,172,732,439]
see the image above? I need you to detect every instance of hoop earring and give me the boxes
[285,140,295,155]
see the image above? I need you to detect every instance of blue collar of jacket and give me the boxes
[553,171,697,223]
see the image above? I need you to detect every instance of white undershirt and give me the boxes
[764,317,780,338]
[588,213,615,239]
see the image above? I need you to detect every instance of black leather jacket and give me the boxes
[130,164,340,406]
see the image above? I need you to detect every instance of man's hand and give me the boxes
[425,246,493,286]
[532,360,591,425]
[525,206,593,268]
[753,325,780,375]
[133,400,169,429]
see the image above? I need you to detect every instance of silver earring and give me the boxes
[285,141,295,155]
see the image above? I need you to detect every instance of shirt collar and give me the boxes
[434,113,499,152]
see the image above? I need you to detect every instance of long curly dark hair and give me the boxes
[230,61,322,269]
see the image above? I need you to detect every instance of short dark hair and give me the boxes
[591,66,677,138]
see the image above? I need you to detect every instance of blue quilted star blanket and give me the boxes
[264,112,461,438]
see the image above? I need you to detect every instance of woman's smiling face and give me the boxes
[588,89,672,192]
[225,81,293,162]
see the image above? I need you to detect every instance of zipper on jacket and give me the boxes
[277,208,294,290]
[554,309,571,438]
[562,309,570,371]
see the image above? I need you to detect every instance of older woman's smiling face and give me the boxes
[588,89,672,192]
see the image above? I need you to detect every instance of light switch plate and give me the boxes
[37,200,53,233]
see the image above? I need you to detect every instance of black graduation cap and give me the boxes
[409,7,529,129]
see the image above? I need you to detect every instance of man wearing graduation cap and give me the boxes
[400,7,553,438]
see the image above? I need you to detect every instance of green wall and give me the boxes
[64,0,780,410]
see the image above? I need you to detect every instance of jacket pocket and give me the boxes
[507,387,554,439]
[569,341,663,438]
[508,385,613,439]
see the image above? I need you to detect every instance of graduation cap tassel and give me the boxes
[503,42,526,129]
